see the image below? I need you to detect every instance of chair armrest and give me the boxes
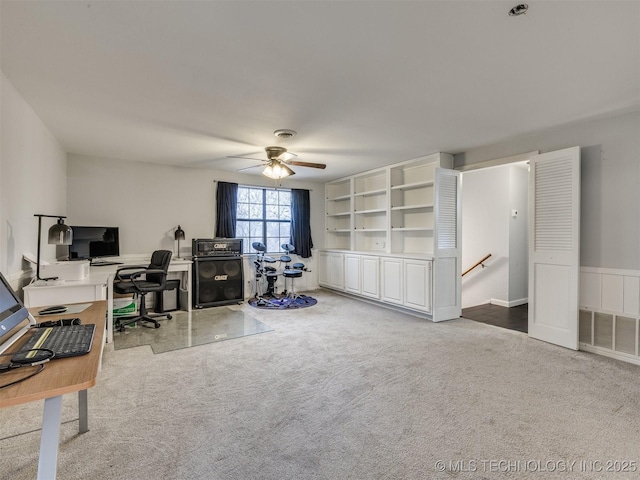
[116,265,147,272]
[139,269,167,276]
[115,266,148,281]
[129,269,168,291]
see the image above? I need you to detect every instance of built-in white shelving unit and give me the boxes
[324,152,452,256]
[320,152,461,321]
[325,178,352,250]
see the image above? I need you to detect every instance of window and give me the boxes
[236,186,291,254]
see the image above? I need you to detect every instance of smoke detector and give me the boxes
[274,129,297,139]
[509,4,528,16]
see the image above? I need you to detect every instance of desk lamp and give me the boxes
[174,225,185,259]
[34,214,73,283]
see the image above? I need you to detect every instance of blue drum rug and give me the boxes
[248,294,318,310]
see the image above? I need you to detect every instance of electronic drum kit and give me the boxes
[251,242,306,306]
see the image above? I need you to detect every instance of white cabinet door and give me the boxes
[361,256,380,299]
[381,257,403,305]
[319,251,345,291]
[404,259,432,313]
[344,254,361,294]
[328,252,345,290]
[318,251,330,287]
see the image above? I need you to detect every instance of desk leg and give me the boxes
[78,389,89,433]
[186,263,192,312]
[37,395,63,480]
[107,273,114,343]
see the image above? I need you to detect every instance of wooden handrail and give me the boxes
[462,253,492,277]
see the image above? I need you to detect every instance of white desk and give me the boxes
[24,258,193,343]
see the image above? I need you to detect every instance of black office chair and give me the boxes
[113,250,173,331]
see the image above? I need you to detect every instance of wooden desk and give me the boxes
[0,301,105,480]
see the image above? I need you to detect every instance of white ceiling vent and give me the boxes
[274,129,297,139]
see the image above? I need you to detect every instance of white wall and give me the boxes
[1,72,67,284]
[456,110,640,271]
[461,163,529,308]
[66,154,325,290]
[461,167,510,308]
[508,164,528,303]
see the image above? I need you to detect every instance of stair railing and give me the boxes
[462,253,492,277]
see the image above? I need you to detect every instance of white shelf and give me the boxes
[327,211,351,217]
[327,194,351,201]
[355,228,386,232]
[327,228,351,232]
[354,208,387,215]
[354,188,386,197]
[391,180,434,191]
[391,227,433,232]
[391,203,433,211]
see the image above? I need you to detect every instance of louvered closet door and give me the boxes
[528,146,580,349]
[433,168,461,322]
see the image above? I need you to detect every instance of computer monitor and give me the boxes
[68,226,120,261]
[0,271,35,355]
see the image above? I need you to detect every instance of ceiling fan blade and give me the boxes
[278,151,298,161]
[286,160,327,169]
[227,155,267,162]
[237,163,265,172]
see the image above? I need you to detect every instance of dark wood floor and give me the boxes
[461,303,528,333]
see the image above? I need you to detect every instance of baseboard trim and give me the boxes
[490,298,528,308]
[320,287,433,320]
[580,343,640,367]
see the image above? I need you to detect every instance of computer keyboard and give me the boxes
[12,324,96,363]
[91,261,123,266]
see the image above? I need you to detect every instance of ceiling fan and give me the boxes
[228,146,326,179]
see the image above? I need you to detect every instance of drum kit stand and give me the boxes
[250,242,307,307]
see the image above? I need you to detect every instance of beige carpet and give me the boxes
[2,289,640,479]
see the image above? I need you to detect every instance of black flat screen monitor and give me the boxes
[68,226,120,260]
[0,270,32,354]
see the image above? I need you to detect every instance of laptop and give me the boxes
[0,271,37,356]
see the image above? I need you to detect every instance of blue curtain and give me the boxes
[290,188,314,258]
[215,181,238,238]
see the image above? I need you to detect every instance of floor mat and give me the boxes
[248,294,317,310]
[114,307,273,353]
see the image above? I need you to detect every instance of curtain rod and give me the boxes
[213,180,313,191]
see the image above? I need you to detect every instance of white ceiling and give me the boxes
[2,1,639,182]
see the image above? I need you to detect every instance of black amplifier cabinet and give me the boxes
[193,256,244,308]
[192,238,243,258]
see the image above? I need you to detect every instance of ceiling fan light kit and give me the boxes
[263,160,294,180]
